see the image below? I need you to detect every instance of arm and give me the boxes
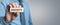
[0,0,22,25]
[0,3,22,25]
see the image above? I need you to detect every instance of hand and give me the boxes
[4,3,21,23]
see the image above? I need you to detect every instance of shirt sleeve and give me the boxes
[0,17,11,25]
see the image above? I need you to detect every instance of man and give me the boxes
[0,0,32,25]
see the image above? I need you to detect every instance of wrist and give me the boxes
[4,15,11,23]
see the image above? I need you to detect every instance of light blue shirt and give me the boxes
[0,0,32,25]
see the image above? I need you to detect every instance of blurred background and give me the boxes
[25,0,60,25]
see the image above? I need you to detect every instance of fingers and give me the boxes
[12,3,16,8]
[9,4,13,8]
[9,3,20,8]
[8,3,20,16]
